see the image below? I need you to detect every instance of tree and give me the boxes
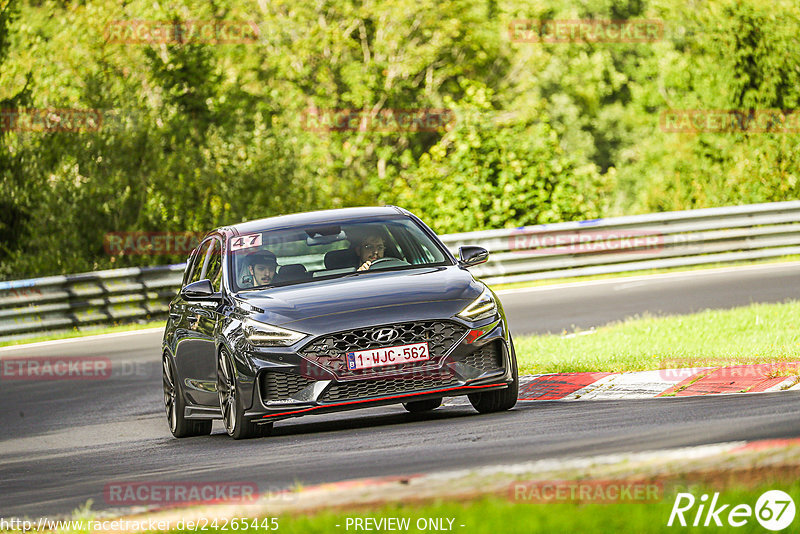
[389,84,611,232]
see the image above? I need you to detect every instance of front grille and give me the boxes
[260,371,315,401]
[300,320,468,378]
[321,373,459,403]
[458,342,503,372]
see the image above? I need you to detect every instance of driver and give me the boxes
[242,250,278,287]
[355,232,386,271]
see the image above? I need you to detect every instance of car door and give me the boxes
[166,250,197,350]
[171,244,206,398]
[174,238,221,407]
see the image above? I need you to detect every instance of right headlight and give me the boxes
[243,318,308,347]
[457,286,498,322]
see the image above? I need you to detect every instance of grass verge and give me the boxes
[514,300,800,374]
[167,481,799,534]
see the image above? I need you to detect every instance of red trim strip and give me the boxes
[261,382,507,419]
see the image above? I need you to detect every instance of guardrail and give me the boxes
[442,200,800,285]
[0,265,185,340]
[2,201,799,340]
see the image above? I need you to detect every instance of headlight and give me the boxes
[457,286,498,322]
[243,318,308,347]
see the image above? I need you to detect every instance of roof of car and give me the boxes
[225,206,408,235]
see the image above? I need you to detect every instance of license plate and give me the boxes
[346,342,429,371]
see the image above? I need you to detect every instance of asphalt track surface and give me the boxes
[2,262,799,518]
[499,261,800,335]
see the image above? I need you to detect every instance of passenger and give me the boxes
[354,232,386,271]
[242,250,278,287]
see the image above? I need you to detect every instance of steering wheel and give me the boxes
[368,257,396,267]
[365,257,411,270]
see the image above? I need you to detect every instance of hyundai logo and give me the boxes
[371,328,399,343]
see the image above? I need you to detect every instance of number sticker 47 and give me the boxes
[230,234,262,251]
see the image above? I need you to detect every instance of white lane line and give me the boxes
[495,261,800,295]
[0,327,164,353]
[562,329,597,339]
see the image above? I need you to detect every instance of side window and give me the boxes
[205,239,223,292]
[189,241,212,284]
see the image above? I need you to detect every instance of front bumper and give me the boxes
[241,317,514,422]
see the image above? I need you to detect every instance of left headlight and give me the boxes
[457,286,498,322]
[243,318,308,347]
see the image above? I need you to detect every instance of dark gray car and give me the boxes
[162,206,518,439]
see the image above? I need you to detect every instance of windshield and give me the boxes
[228,216,451,291]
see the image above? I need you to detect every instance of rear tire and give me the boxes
[163,354,212,438]
[403,397,442,413]
[217,349,273,439]
[468,338,519,414]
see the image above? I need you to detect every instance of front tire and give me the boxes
[468,339,519,414]
[403,398,442,413]
[217,349,273,439]
[163,353,212,438]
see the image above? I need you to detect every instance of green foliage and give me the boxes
[0,0,799,278]
[615,0,800,211]
[0,0,33,268]
[390,84,611,232]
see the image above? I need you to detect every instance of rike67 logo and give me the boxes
[668,490,796,530]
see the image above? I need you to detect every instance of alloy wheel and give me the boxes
[162,355,177,432]
[217,351,237,435]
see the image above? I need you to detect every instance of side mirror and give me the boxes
[458,246,489,267]
[181,279,222,301]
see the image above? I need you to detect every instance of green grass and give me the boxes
[0,320,165,347]
[489,255,800,292]
[514,300,800,374]
[163,481,800,534]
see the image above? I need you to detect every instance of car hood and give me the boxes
[233,266,482,331]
